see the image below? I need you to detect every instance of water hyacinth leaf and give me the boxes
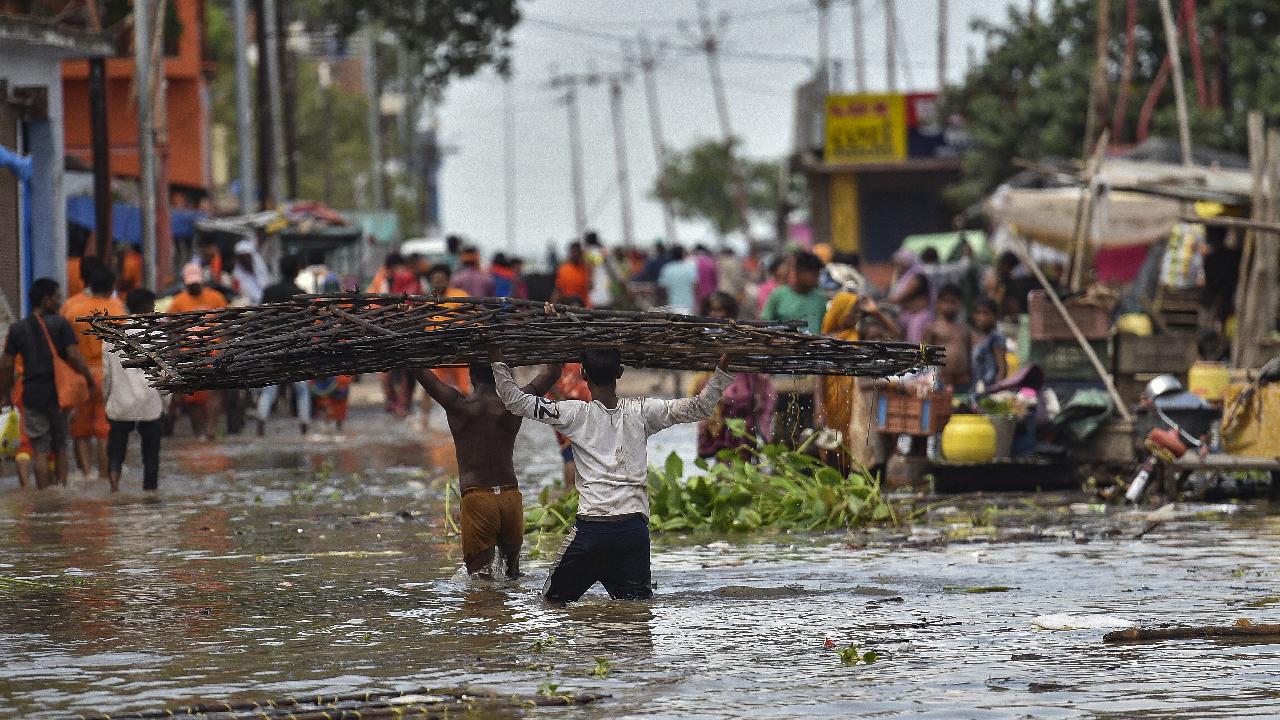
[665,452,684,481]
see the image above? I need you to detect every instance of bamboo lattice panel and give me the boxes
[82,294,945,392]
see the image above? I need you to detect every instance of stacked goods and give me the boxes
[1112,332,1199,404]
[82,294,945,393]
[875,386,952,435]
[1027,289,1112,381]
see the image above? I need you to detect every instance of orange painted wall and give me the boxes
[61,0,210,190]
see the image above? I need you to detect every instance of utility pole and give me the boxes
[254,0,272,208]
[278,0,299,200]
[850,0,866,92]
[547,72,587,237]
[684,1,750,243]
[231,0,255,212]
[884,0,898,92]
[150,0,173,286]
[815,0,831,85]
[503,75,516,253]
[607,74,636,248]
[364,26,385,209]
[262,0,286,204]
[134,0,157,289]
[937,0,948,89]
[635,33,677,244]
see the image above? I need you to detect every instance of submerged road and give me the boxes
[1,378,1279,718]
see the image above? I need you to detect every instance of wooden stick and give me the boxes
[1069,130,1109,292]
[1104,623,1280,643]
[1157,0,1193,166]
[1012,240,1133,421]
[1179,214,1280,234]
[1231,112,1265,367]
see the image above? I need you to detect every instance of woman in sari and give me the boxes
[820,291,898,471]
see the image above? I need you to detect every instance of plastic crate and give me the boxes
[875,388,952,436]
[1028,339,1111,381]
[1113,333,1198,375]
[1028,290,1111,341]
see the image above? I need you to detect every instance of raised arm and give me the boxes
[492,361,573,428]
[521,363,563,396]
[412,368,464,410]
[642,355,735,435]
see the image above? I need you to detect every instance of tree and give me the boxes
[944,0,1280,210]
[653,139,804,241]
[304,0,520,85]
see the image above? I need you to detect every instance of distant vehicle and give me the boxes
[399,237,448,262]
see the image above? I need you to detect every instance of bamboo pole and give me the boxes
[1157,0,1192,166]
[1105,623,1280,643]
[1229,113,1264,368]
[1012,241,1132,421]
[1069,130,1109,292]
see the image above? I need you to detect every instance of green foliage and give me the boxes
[839,644,878,666]
[303,0,521,84]
[524,433,895,535]
[590,657,612,679]
[946,0,1280,209]
[653,139,805,239]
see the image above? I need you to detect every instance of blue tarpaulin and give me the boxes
[66,196,203,244]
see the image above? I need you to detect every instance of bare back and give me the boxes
[441,385,524,492]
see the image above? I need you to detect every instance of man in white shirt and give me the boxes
[491,345,732,603]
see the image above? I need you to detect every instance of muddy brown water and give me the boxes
[3,395,1280,718]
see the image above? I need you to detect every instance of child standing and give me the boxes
[924,284,972,392]
[491,345,732,604]
[103,289,168,491]
[970,298,1008,392]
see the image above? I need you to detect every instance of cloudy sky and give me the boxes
[436,0,1029,259]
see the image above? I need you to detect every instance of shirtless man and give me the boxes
[923,283,972,392]
[414,359,561,577]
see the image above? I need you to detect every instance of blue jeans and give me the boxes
[256,382,311,424]
[543,514,652,603]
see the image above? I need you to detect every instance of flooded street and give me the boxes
[3,386,1280,719]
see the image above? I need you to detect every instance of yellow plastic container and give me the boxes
[1223,383,1280,458]
[1188,361,1230,402]
[941,414,997,463]
[1114,313,1154,336]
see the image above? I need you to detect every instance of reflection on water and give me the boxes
[2,402,1280,718]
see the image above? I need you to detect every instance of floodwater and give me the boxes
[3,387,1280,718]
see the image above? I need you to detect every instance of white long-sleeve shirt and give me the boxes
[493,362,733,519]
[102,343,167,421]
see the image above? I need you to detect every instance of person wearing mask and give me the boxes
[0,279,97,489]
[103,289,167,492]
[761,251,828,446]
[61,266,125,479]
[169,264,228,439]
[555,242,593,306]
[657,245,697,314]
[756,256,790,315]
[451,246,496,297]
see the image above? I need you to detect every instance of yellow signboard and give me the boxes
[824,94,907,164]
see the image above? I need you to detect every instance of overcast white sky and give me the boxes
[436,0,1028,259]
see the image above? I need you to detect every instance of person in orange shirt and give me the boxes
[169,264,229,439]
[61,266,126,479]
[114,244,145,295]
[554,242,592,307]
